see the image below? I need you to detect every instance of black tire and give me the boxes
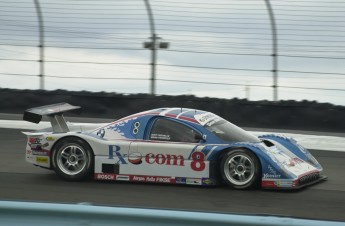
[51,137,94,181]
[220,149,261,189]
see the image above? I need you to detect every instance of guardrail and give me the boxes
[0,201,344,226]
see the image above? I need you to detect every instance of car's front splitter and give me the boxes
[262,175,327,190]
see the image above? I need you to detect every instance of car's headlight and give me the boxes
[296,143,321,167]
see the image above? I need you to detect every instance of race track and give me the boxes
[1,128,345,222]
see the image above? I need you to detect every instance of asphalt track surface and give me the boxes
[1,127,345,222]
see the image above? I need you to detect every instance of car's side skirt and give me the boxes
[94,155,219,186]
[94,173,217,186]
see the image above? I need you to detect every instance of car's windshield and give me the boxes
[205,119,260,143]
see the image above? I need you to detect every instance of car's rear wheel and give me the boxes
[220,149,261,189]
[52,137,94,181]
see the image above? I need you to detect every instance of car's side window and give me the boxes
[150,118,200,143]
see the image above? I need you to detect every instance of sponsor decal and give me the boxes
[95,173,115,180]
[145,153,184,166]
[287,159,295,167]
[292,157,304,164]
[121,150,206,171]
[186,178,202,185]
[96,129,105,138]
[194,113,221,126]
[29,144,42,151]
[195,113,216,123]
[150,134,171,141]
[263,173,281,179]
[262,180,293,188]
[156,177,172,183]
[264,165,284,179]
[133,121,140,135]
[128,152,142,165]
[95,174,210,186]
[274,181,293,187]
[130,175,174,183]
[32,150,50,156]
[262,180,275,187]
[46,136,55,141]
[132,175,146,182]
[112,148,185,167]
[26,147,50,156]
[202,178,215,185]
[274,181,281,186]
[108,145,127,164]
[26,155,35,161]
[268,165,279,175]
[175,177,186,184]
[190,152,205,171]
[109,146,206,172]
[36,156,48,164]
[28,137,42,144]
[116,175,130,181]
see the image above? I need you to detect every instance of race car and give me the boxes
[23,103,327,189]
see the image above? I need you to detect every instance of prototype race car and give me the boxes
[23,103,326,189]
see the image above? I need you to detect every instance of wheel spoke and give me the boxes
[71,146,77,155]
[239,156,246,164]
[61,152,69,160]
[233,158,239,165]
[228,164,235,171]
[76,154,84,161]
[64,161,70,168]
[75,162,80,168]
[238,174,245,181]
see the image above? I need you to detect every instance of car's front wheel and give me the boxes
[220,149,261,189]
[52,137,94,181]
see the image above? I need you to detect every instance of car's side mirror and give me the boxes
[194,133,206,142]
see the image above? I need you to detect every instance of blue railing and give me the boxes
[0,201,344,226]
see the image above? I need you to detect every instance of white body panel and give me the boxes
[94,141,210,178]
[266,141,318,178]
[25,131,211,183]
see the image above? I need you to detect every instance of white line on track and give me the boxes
[1,120,344,152]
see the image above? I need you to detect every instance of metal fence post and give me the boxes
[143,0,169,95]
[143,0,157,95]
[33,0,45,90]
[264,0,278,101]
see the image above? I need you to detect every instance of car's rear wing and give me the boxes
[23,103,81,133]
